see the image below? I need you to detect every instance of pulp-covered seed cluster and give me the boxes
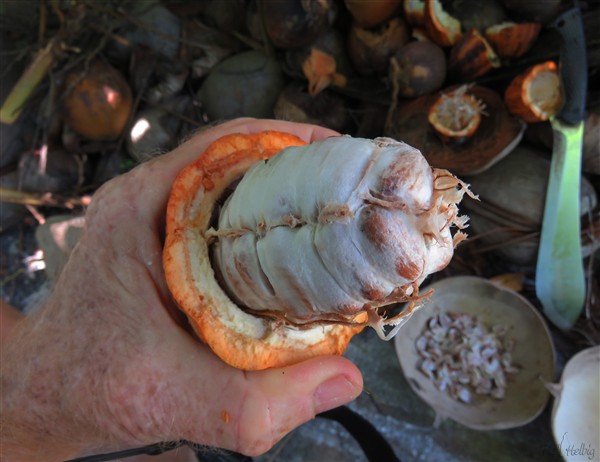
[416,312,520,403]
[211,137,472,339]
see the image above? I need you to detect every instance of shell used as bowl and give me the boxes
[384,85,525,176]
[394,276,556,430]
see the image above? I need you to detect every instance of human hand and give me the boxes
[0,118,363,461]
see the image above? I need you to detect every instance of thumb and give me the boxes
[187,355,363,457]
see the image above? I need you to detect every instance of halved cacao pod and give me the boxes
[428,86,485,142]
[449,29,500,82]
[424,0,463,47]
[164,132,363,370]
[504,61,563,122]
[484,22,541,59]
[164,132,471,370]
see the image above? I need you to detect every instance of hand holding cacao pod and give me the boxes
[164,129,474,370]
[0,119,364,460]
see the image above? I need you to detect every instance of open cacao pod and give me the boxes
[163,132,472,370]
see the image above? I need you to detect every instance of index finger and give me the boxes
[160,117,340,180]
[133,118,340,217]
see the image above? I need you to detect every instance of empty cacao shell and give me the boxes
[504,61,563,122]
[485,22,541,58]
[449,29,501,82]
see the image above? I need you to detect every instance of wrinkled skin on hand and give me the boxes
[0,119,363,462]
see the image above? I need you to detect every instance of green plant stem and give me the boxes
[0,39,56,124]
[0,187,88,209]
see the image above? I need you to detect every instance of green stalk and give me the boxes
[535,119,586,329]
[0,40,55,124]
[0,187,88,209]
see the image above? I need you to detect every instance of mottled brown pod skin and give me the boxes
[449,29,500,82]
[262,0,335,49]
[347,17,410,76]
[344,0,401,28]
[389,41,447,98]
[424,0,463,47]
[61,60,132,141]
[485,22,541,59]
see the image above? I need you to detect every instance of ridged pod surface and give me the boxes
[211,136,471,339]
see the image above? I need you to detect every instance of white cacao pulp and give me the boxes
[210,136,472,340]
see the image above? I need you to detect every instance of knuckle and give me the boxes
[85,165,145,231]
[233,392,278,456]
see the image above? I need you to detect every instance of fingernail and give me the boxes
[314,375,361,414]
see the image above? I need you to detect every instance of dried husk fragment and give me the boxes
[424,0,463,47]
[448,29,501,82]
[302,48,347,96]
[484,22,541,59]
[504,61,563,123]
[287,29,352,96]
